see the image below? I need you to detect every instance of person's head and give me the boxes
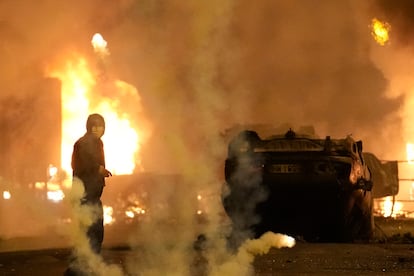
[86,113,105,138]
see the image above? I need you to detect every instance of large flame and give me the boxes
[378,196,403,218]
[48,55,142,175]
[379,142,414,218]
[370,18,391,46]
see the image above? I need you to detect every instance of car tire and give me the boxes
[343,192,374,242]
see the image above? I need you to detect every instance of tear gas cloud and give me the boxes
[67,178,124,276]
[0,0,412,275]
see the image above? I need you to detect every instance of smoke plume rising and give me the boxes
[67,177,124,275]
[1,0,412,275]
[0,0,403,172]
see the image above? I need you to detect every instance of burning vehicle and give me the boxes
[222,128,399,242]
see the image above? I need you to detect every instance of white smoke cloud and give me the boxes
[67,177,124,275]
[209,232,295,276]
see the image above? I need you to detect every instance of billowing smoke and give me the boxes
[0,1,403,167]
[368,0,414,146]
[67,177,123,276]
[0,0,410,275]
[362,0,414,204]
[210,232,295,276]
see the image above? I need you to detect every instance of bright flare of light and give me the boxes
[47,190,65,202]
[91,33,109,56]
[48,165,58,177]
[125,206,146,218]
[3,191,11,200]
[49,58,94,173]
[47,182,61,191]
[370,18,391,46]
[381,196,403,218]
[103,205,115,225]
[282,235,296,248]
[48,57,141,175]
[97,101,140,175]
[34,182,46,189]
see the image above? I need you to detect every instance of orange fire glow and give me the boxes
[370,18,391,46]
[48,56,141,175]
[375,143,414,217]
[125,206,146,218]
[407,143,414,164]
[103,205,115,225]
[378,143,414,217]
[378,196,403,218]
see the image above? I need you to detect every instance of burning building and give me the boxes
[0,33,152,238]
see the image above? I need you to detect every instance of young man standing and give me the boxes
[71,113,112,253]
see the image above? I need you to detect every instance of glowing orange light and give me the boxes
[47,190,65,202]
[48,165,58,178]
[103,205,115,225]
[34,182,46,190]
[380,196,403,218]
[125,210,135,218]
[47,33,150,178]
[47,56,142,175]
[125,206,146,218]
[370,18,391,46]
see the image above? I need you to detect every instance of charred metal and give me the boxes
[222,128,399,243]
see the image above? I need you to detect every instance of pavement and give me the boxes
[1,241,414,276]
[1,217,414,275]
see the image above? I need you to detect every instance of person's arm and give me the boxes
[99,165,112,177]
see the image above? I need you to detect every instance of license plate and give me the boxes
[269,164,301,173]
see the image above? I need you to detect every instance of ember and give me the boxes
[91,33,109,57]
[2,191,11,200]
[370,18,391,46]
[104,205,115,225]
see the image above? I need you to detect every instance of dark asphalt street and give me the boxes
[1,217,414,275]
[0,242,413,275]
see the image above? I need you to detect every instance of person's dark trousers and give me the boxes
[64,200,104,275]
[85,199,104,254]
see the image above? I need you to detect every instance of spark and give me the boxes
[91,33,109,57]
[3,191,11,200]
[370,18,391,46]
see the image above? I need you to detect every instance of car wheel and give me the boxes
[343,193,374,242]
[358,193,374,241]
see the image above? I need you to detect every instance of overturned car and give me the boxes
[223,128,398,242]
